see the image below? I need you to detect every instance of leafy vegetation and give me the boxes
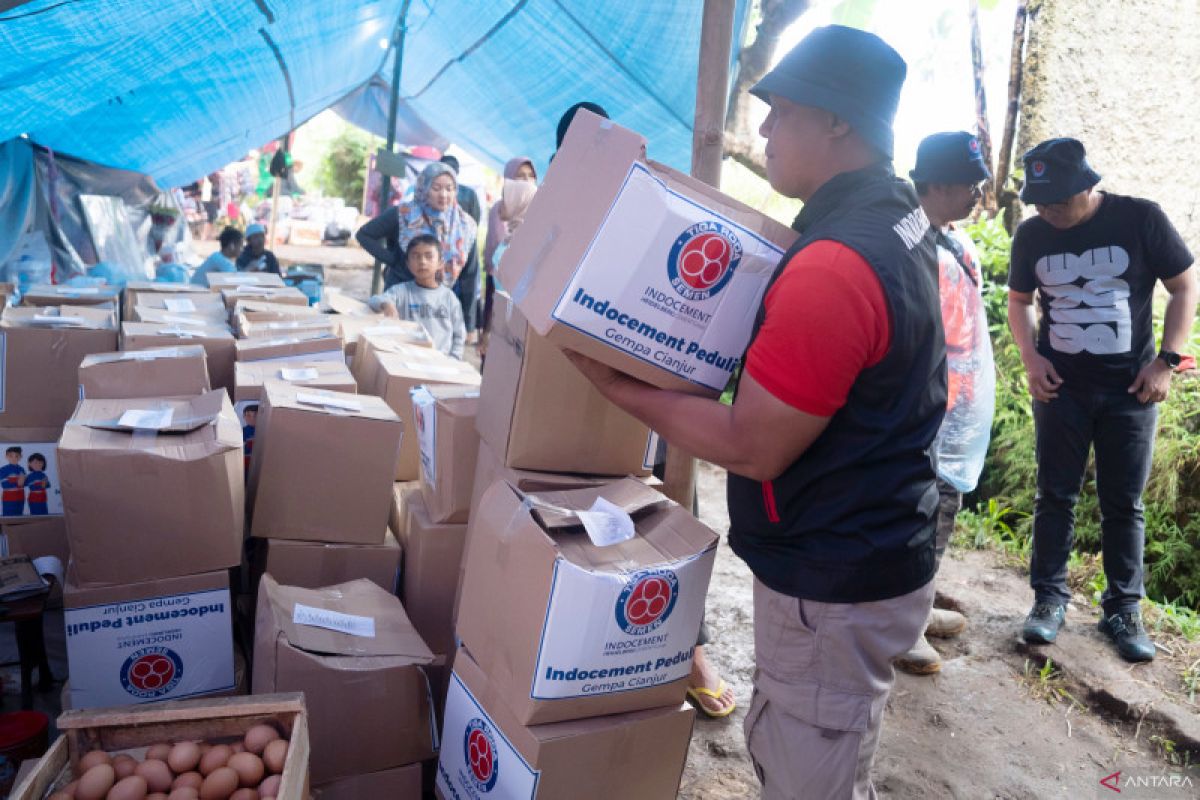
[961,215,1200,610]
[315,127,378,207]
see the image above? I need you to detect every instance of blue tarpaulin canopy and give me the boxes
[0,0,750,188]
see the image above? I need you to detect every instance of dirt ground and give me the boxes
[317,253,1199,799]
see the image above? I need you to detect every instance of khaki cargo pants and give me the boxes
[744,577,935,799]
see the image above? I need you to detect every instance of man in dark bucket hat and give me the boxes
[895,132,996,677]
[567,25,946,797]
[1007,138,1198,663]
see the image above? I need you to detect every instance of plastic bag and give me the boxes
[1,230,53,293]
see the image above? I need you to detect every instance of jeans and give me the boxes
[933,477,962,568]
[1030,386,1157,615]
[454,249,481,332]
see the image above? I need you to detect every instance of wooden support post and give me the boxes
[662,0,735,509]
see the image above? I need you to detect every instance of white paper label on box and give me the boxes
[292,603,376,637]
[437,672,540,799]
[575,498,636,547]
[530,548,714,700]
[118,408,174,429]
[401,362,463,377]
[411,387,437,490]
[279,367,319,382]
[295,392,363,412]
[163,298,196,312]
[32,314,85,326]
[162,314,205,326]
[549,162,783,391]
[221,274,258,284]
[65,586,234,709]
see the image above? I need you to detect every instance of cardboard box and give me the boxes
[235,331,344,364]
[0,432,64,520]
[334,315,428,360]
[412,385,480,524]
[57,391,244,585]
[388,481,422,539]
[238,316,337,340]
[247,382,402,544]
[480,293,652,475]
[0,306,119,429]
[63,568,235,708]
[234,360,356,404]
[368,349,480,481]
[314,762,422,800]
[348,325,435,385]
[251,531,401,593]
[2,515,69,571]
[498,110,795,395]
[218,283,308,309]
[253,576,437,783]
[468,437,615,524]
[122,281,215,321]
[437,647,694,800]
[206,271,285,290]
[233,298,320,323]
[132,290,227,316]
[131,305,230,327]
[21,283,121,309]
[399,493,467,656]
[78,345,211,399]
[120,321,236,391]
[457,479,717,724]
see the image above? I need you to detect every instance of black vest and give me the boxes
[727,164,947,603]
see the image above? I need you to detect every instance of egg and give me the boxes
[230,742,245,754]
[112,755,138,780]
[147,794,170,800]
[257,775,280,797]
[145,743,172,762]
[227,753,264,788]
[172,771,204,791]
[261,739,287,775]
[49,793,75,800]
[135,759,174,793]
[230,790,259,800]
[198,744,232,776]
[167,789,200,800]
[106,775,148,800]
[76,763,116,800]
[167,742,202,774]
[199,766,239,800]
[242,725,280,756]
[80,750,113,773]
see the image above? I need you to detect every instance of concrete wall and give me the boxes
[1018,0,1200,243]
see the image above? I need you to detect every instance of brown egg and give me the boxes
[167,790,200,800]
[106,775,148,800]
[49,793,75,800]
[260,739,287,775]
[230,790,259,800]
[147,794,170,800]
[198,744,232,776]
[134,760,173,793]
[145,743,172,762]
[167,741,202,774]
[112,754,138,780]
[226,753,264,788]
[76,763,117,800]
[61,779,81,797]
[80,750,113,773]
[229,742,245,754]
[172,771,204,790]
[257,775,280,797]
[241,725,280,756]
[199,766,238,800]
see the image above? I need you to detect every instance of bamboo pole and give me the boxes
[662,0,735,509]
[370,0,412,297]
[994,0,1028,230]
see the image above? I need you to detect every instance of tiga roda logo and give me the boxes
[120,647,184,699]
[615,569,679,636]
[667,221,743,302]
[464,718,499,792]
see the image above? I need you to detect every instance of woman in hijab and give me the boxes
[356,161,478,289]
[481,157,538,340]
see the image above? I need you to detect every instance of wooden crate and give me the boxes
[10,693,310,799]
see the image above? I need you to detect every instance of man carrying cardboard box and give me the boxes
[569,25,946,799]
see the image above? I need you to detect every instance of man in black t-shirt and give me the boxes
[1007,138,1198,663]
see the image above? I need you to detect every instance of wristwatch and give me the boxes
[1157,349,1182,369]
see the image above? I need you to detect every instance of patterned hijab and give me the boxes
[396,162,477,267]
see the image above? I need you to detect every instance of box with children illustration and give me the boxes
[0,439,63,519]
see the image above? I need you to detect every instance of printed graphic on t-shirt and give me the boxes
[1035,246,1131,356]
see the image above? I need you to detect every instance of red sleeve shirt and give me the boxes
[745,240,892,416]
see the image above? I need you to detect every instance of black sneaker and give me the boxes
[1098,610,1156,662]
[1022,602,1067,643]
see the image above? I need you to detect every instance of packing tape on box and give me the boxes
[509,223,561,305]
[419,666,441,751]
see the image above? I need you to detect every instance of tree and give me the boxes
[316,128,374,207]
